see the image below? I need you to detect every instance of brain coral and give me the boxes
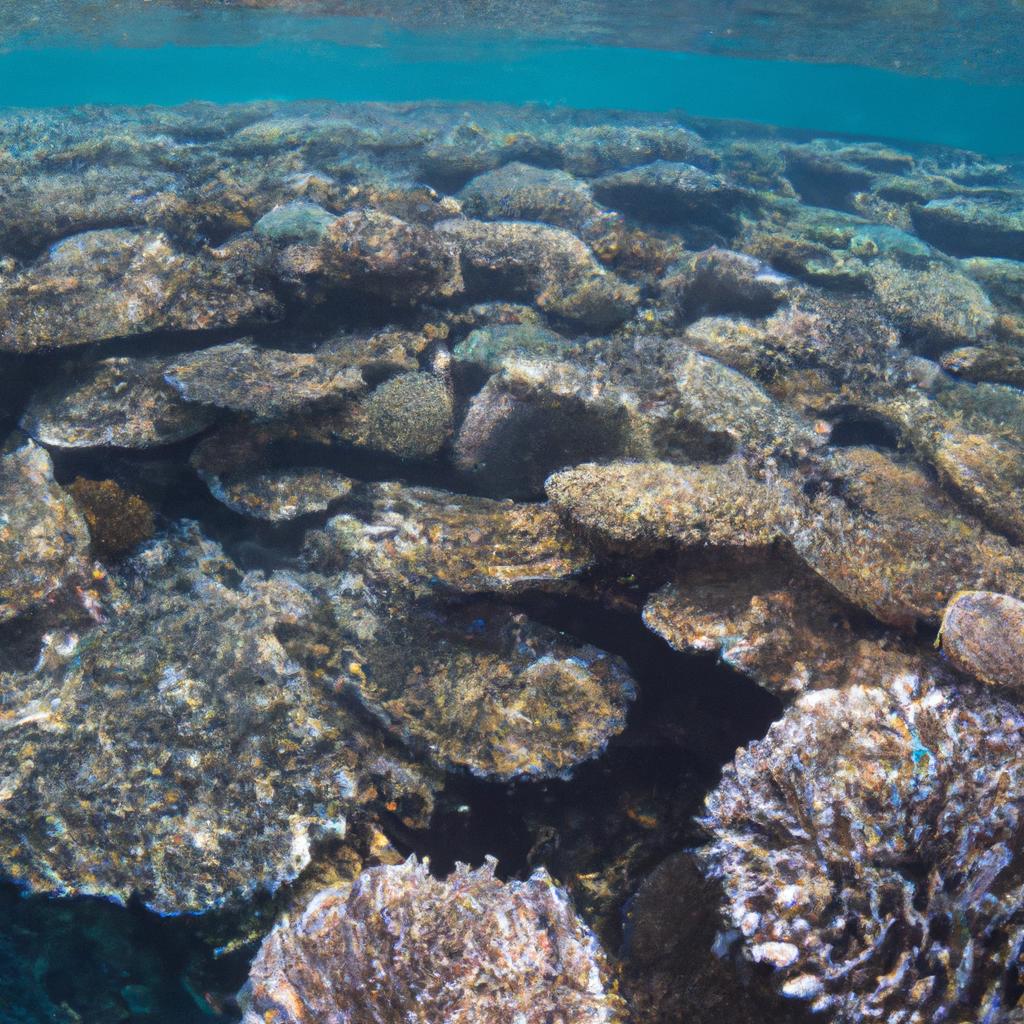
[240,856,623,1024]
[699,673,1024,1024]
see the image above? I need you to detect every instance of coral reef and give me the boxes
[239,857,624,1024]
[2,95,1024,1022]
[700,673,1024,1022]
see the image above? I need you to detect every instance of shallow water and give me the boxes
[2,5,1024,1024]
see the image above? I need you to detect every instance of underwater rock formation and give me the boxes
[4,96,1024,1020]
[0,524,438,914]
[345,601,637,780]
[940,590,1024,694]
[436,218,638,329]
[239,857,623,1024]
[700,673,1024,1023]
[0,229,279,353]
[0,442,90,623]
[21,355,216,449]
[642,559,887,698]
[202,467,354,522]
[164,339,365,419]
[304,482,593,597]
[546,460,787,552]
[454,358,638,497]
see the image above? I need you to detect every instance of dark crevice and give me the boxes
[828,413,901,449]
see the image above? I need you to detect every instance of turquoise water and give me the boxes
[3,33,1024,155]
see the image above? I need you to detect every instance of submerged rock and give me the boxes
[0,443,91,623]
[304,482,592,597]
[0,229,279,353]
[452,322,571,374]
[546,460,787,552]
[643,561,876,698]
[252,199,337,245]
[912,197,1024,260]
[354,370,453,460]
[203,467,354,522]
[454,359,637,497]
[163,339,364,419]
[0,524,437,914]
[347,601,636,780]
[67,477,155,558]
[278,208,463,302]
[21,356,215,449]
[939,343,1024,386]
[669,350,822,459]
[457,162,612,234]
[436,218,638,330]
[940,590,1024,694]
[794,446,1024,627]
[240,857,623,1024]
[592,161,746,230]
[701,674,1024,1023]
[868,258,996,352]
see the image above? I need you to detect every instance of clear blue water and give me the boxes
[2,23,1023,154]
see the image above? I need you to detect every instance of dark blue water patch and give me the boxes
[1,36,1023,156]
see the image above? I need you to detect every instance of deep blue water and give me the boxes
[2,32,1023,155]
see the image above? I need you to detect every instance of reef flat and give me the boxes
[2,99,1024,1022]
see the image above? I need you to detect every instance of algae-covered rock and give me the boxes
[912,197,1024,260]
[67,477,155,558]
[454,359,636,497]
[868,257,996,351]
[252,199,337,245]
[0,524,437,914]
[0,229,280,353]
[642,561,877,698]
[793,446,1024,627]
[452,322,570,374]
[701,674,1024,1023]
[356,371,453,459]
[592,161,746,230]
[164,339,364,419]
[557,123,717,176]
[240,857,623,1024]
[21,355,215,449]
[304,482,592,597]
[670,350,822,459]
[203,467,354,522]
[347,601,636,781]
[546,460,788,552]
[939,343,1024,386]
[0,442,91,623]
[458,162,612,234]
[940,590,1024,694]
[278,208,463,302]
[436,218,638,330]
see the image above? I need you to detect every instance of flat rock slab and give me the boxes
[0,229,280,353]
[204,467,354,522]
[164,339,365,419]
[349,601,637,780]
[21,356,215,449]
